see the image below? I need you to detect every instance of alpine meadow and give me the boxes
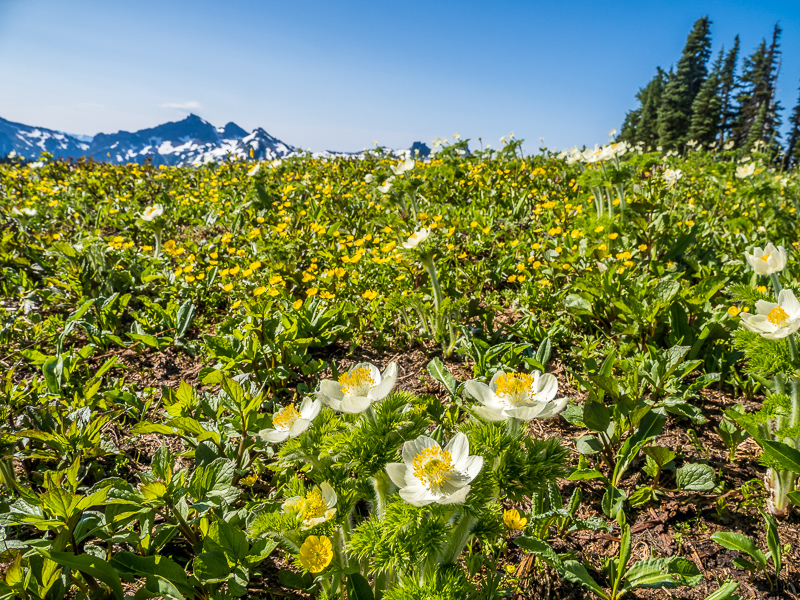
[6,12,800,600]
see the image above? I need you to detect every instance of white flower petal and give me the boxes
[339,395,371,414]
[461,455,483,481]
[259,428,290,443]
[319,379,344,400]
[533,372,558,402]
[437,485,470,505]
[386,463,407,488]
[471,405,508,422]
[288,418,310,438]
[444,432,469,467]
[402,435,438,464]
[399,484,435,507]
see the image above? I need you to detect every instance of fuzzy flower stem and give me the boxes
[153,224,163,258]
[420,251,444,315]
[770,272,783,296]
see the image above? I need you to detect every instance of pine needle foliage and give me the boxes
[383,568,473,600]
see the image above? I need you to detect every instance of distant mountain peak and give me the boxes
[0,114,296,165]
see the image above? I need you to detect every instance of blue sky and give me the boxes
[1,0,798,152]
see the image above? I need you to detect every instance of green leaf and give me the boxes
[535,337,552,367]
[194,551,230,583]
[761,440,800,474]
[205,519,248,562]
[42,551,124,600]
[760,509,781,576]
[175,300,196,339]
[567,468,609,484]
[514,537,563,570]
[427,358,457,395]
[278,569,312,590]
[128,333,161,349]
[42,356,63,394]
[565,294,592,314]
[601,484,625,519]
[616,525,631,592]
[562,560,609,599]
[623,557,701,589]
[675,463,715,491]
[130,422,176,436]
[702,579,741,600]
[711,532,767,569]
[583,400,610,433]
[347,573,375,600]
[575,435,604,455]
[642,446,676,468]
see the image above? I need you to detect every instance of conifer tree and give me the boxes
[657,16,713,150]
[717,36,740,147]
[734,24,783,151]
[784,86,800,168]
[687,49,723,146]
[618,68,667,149]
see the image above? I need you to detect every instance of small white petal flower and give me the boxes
[247,164,260,177]
[740,289,800,340]
[465,371,566,422]
[663,169,682,187]
[736,163,756,178]
[386,433,483,507]
[744,243,787,276]
[402,228,430,250]
[259,396,322,443]
[377,176,395,194]
[283,482,337,530]
[364,173,374,183]
[141,204,164,221]
[316,362,397,413]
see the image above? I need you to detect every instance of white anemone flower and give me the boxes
[402,228,430,249]
[377,176,395,194]
[736,163,756,179]
[386,433,483,507]
[283,482,337,530]
[141,204,164,221]
[465,371,566,422]
[259,396,321,443]
[740,289,800,340]
[317,362,397,413]
[663,169,683,187]
[364,173,374,183]
[391,158,415,175]
[744,243,787,276]
[12,207,37,217]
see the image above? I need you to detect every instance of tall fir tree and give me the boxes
[618,68,668,149]
[687,49,723,146]
[717,36,740,147]
[656,16,713,150]
[734,23,783,151]
[783,85,800,167]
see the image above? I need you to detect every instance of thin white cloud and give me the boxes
[160,101,202,110]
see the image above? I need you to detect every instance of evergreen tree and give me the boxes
[618,68,668,149]
[717,36,740,147]
[784,85,800,167]
[657,16,713,150]
[734,23,783,151]
[687,49,723,146]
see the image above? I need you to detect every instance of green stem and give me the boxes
[439,511,477,566]
[153,225,163,258]
[420,252,443,315]
[770,272,783,296]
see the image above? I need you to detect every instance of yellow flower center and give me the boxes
[338,367,376,395]
[760,254,771,262]
[412,446,455,487]
[272,404,301,431]
[494,373,535,406]
[299,489,327,520]
[767,306,791,328]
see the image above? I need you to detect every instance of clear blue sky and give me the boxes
[1,0,798,152]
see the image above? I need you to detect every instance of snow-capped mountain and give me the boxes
[0,114,295,165]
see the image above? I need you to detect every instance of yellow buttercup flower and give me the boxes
[293,299,303,310]
[253,286,266,296]
[298,535,333,573]
[503,509,527,531]
[728,306,740,316]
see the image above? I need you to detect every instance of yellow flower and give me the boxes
[638,244,648,252]
[298,535,333,573]
[503,509,527,531]
[608,233,619,240]
[728,306,740,316]
[293,299,303,310]
[362,290,378,300]
[253,286,266,296]
[307,288,319,297]
[231,300,241,309]
[594,226,604,233]
[222,283,234,292]
[757,286,767,293]
[268,288,280,297]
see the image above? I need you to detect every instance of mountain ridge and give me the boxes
[0,114,295,165]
